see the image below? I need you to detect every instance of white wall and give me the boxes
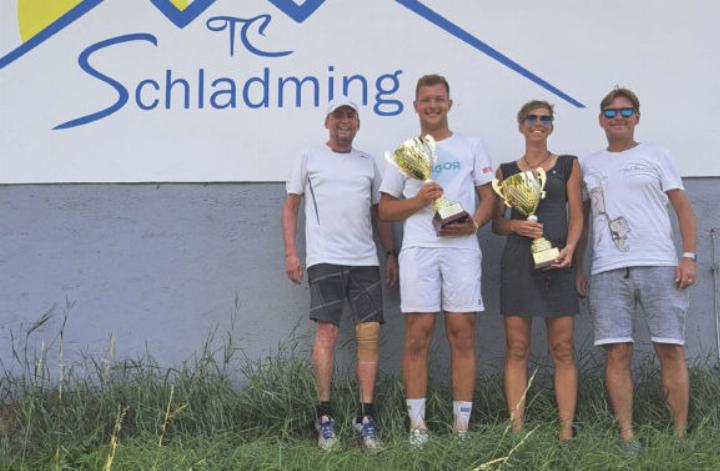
[1,0,718,182]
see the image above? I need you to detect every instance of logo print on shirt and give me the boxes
[433,160,461,176]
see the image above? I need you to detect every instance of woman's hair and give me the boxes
[517,100,554,124]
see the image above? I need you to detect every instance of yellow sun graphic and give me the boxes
[17,0,190,42]
[17,0,83,42]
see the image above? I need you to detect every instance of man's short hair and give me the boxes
[600,87,640,112]
[517,100,554,124]
[415,74,450,97]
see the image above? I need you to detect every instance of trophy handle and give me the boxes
[492,179,512,208]
[534,167,547,200]
[422,134,437,166]
[384,151,401,170]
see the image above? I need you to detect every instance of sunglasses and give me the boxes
[602,107,636,118]
[525,114,553,125]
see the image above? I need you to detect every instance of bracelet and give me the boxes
[681,251,697,262]
[385,249,399,258]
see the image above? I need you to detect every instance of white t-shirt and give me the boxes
[581,142,684,275]
[380,133,494,250]
[286,145,381,268]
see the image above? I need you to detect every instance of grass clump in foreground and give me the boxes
[0,317,718,470]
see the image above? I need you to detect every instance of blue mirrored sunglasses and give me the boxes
[525,114,553,125]
[602,107,636,118]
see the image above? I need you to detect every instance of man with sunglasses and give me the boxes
[576,87,697,451]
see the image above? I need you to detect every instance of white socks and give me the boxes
[407,398,472,431]
[453,400,473,432]
[406,398,426,429]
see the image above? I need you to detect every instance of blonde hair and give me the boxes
[517,100,554,123]
[415,74,450,98]
[600,87,640,111]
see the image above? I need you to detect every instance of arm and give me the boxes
[667,189,697,289]
[474,182,496,229]
[377,182,443,221]
[574,201,591,297]
[549,158,584,269]
[282,194,303,284]
[372,206,398,287]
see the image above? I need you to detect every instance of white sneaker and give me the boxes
[315,415,337,451]
[353,416,381,450]
[409,427,429,447]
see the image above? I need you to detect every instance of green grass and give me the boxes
[0,313,719,470]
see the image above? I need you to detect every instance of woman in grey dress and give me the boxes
[491,100,583,441]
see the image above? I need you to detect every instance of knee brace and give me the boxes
[355,322,380,362]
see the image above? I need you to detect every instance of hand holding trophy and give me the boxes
[492,168,560,269]
[385,135,470,234]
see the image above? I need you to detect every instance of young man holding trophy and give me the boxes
[379,74,495,445]
[576,87,697,451]
[282,97,398,451]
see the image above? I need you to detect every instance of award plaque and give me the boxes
[492,168,560,269]
[385,135,470,234]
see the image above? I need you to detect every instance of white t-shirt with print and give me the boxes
[380,133,494,250]
[286,145,381,268]
[581,143,684,275]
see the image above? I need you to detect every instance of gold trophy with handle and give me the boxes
[492,168,559,269]
[385,135,470,233]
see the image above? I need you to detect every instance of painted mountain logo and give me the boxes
[1,0,583,130]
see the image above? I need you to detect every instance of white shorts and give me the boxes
[399,246,484,313]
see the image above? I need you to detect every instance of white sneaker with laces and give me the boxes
[353,416,381,450]
[315,415,337,451]
[409,427,429,447]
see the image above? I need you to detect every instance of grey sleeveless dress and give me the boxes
[499,155,579,317]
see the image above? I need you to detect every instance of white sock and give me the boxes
[406,398,426,429]
[453,400,472,432]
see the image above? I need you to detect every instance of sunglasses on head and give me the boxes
[602,107,636,118]
[525,114,553,125]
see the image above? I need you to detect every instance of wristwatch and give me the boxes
[386,249,399,258]
[681,252,697,262]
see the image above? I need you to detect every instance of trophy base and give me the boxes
[532,247,560,269]
[531,237,560,269]
[432,202,469,234]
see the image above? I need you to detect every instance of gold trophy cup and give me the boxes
[492,168,560,269]
[385,135,470,233]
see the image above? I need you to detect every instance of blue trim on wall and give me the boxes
[267,0,326,23]
[148,0,216,28]
[395,0,585,108]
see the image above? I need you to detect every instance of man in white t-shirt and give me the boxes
[576,87,697,450]
[282,97,398,451]
[379,75,495,445]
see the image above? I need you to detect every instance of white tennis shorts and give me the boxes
[399,246,484,313]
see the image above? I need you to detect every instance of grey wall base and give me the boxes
[1,180,718,379]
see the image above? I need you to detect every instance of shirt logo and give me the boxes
[433,161,461,175]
